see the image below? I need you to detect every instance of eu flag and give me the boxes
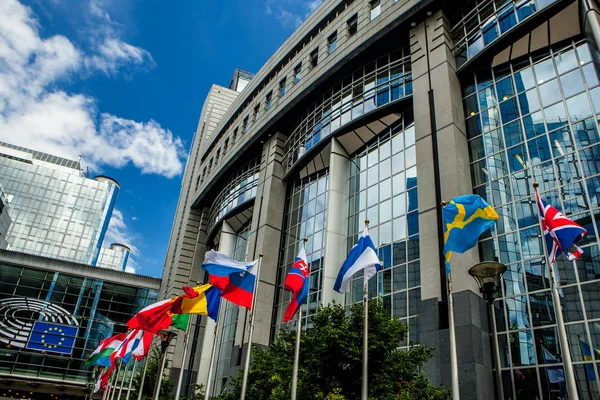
[443,194,498,275]
[26,321,78,355]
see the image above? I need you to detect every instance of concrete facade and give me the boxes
[161,1,600,399]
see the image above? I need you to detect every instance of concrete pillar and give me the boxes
[321,138,349,306]
[234,132,287,360]
[411,11,493,399]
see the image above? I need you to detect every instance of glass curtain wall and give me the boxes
[211,222,251,396]
[346,113,420,345]
[0,264,157,382]
[465,40,600,399]
[273,171,329,335]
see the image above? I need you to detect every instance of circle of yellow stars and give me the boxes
[40,327,65,349]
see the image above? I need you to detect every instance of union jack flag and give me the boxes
[283,246,309,322]
[536,192,587,264]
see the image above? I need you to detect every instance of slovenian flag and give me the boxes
[201,250,258,310]
[334,226,381,293]
[86,332,128,367]
[283,247,309,322]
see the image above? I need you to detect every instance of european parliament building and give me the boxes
[160,0,600,398]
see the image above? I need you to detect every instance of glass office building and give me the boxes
[0,142,119,266]
[97,243,131,272]
[161,1,600,398]
[0,250,160,398]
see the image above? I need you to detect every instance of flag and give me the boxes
[127,285,218,334]
[113,329,151,365]
[96,364,115,392]
[542,347,565,383]
[536,192,587,264]
[87,332,128,367]
[202,250,258,310]
[132,330,153,361]
[334,226,381,293]
[25,321,78,355]
[170,284,221,322]
[283,247,309,322]
[442,194,498,274]
[580,340,599,380]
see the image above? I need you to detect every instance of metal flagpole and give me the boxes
[136,354,150,400]
[440,202,460,400]
[153,337,172,400]
[291,237,307,400]
[117,360,129,400]
[125,359,138,400]
[175,318,192,400]
[448,276,460,400]
[205,301,224,400]
[362,280,369,400]
[291,307,303,400]
[240,253,264,400]
[110,361,123,400]
[533,181,579,400]
[490,304,504,400]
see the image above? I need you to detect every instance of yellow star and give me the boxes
[61,333,64,336]
[41,335,45,339]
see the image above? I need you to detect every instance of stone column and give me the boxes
[321,138,348,306]
[410,10,493,399]
[232,132,287,369]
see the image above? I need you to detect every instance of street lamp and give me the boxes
[153,330,177,400]
[469,261,507,400]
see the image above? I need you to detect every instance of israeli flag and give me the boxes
[334,226,381,293]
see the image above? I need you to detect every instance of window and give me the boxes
[208,158,213,174]
[279,77,287,97]
[265,91,273,110]
[294,64,302,84]
[347,13,358,35]
[328,32,337,54]
[253,104,260,122]
[223,138,229,155]
[310,48,319,68]
[370,0,381,20]
[215,148,221,165]
[232,128,238,144]
[242,116,249,133]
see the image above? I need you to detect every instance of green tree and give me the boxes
[213,301,451,400]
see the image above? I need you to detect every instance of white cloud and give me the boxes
[265,0,323,29]
[277,9,303,29]
[132,216,138,221]
[0,0,185,178]
[306,0,323,13]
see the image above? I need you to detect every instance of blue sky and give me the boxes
[0,0,322,277]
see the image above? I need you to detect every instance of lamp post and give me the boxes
[469,261,507,400]
[153,329,177,400]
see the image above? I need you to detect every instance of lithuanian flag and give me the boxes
[127,284,221,333]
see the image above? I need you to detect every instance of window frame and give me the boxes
[328,31,338,54]
[347,13,358,36]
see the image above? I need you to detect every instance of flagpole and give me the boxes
[136,353,150,400]
[125,359,138,400]
[240,253,263,400]
[291,237,308,400]
[175,318,192,400]
[533,181,579,400]
[117,360,129,399]
[577,334,592,396]
[110,361,122,400]
[447,275,460,400]
[362,279,369,400]
[440,201,460,400]
[205,300,224,400]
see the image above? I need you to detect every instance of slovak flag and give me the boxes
[283,247,309,322]
[536,192,587,263]
[334,226,381,293]
[201,250,258,310]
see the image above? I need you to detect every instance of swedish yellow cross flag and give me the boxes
[443,194,499,275]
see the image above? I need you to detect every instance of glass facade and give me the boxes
[0,144,119,266]
[346,114,420,345]
[465,40,600,398]
[206,158,260,235]
[273,171,329,335]
[211,222,251,396]
[0,262,158,385]
[96,244,131,272]
[283,47,413,172]
[451,0,560,68]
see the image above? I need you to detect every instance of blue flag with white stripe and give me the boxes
[334,226,381,293]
